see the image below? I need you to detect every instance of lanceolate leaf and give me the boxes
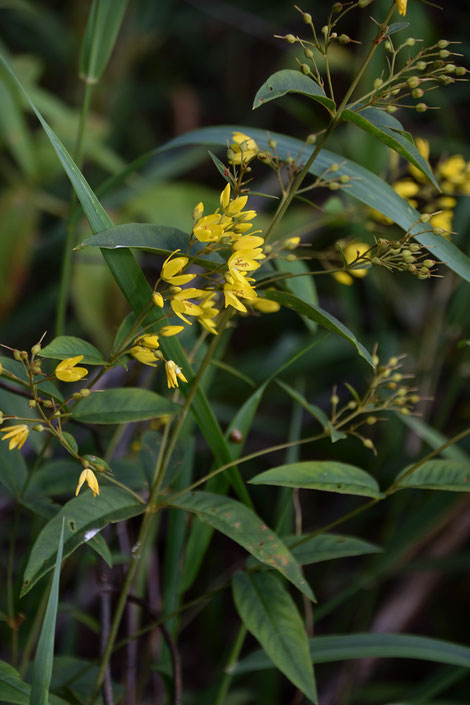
[342,107,439,188]
[22,487,144,595]
[232,571,317,703]
[30,520,65,705]
[285,532,382,566]
[78,223,224,269]
[253,69,335,113]
[40,336,105,365]
[260,289,374,367]
[72,387,180,424]
[0,660,68,705]
[231,633,470,675]
[250,461,382,498]
[170,491,314,600]
[394,460,470,492]
[158,126,470,284]
[79,0,129,83]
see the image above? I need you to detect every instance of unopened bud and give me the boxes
[0,412,3,424]
[328,182,340,190]
[456,66,467,76]
[444,64,456,73]
[400,408,411,415]
[73,392,82,400]
[33,424,45,432]
[422,259,435,268]
[386,105,398,114]
[340,175,350,183]
[331,394,339,406]
[31,343,41,356]
[307,133,317,145]
[347,401,357,409]
[373,78,383,90]
[384,40,393,52]
[152,291,164,308]
[302,12,312,23]
[333,2,343,11]
[321,25,328,36]
[358,0,371,6]
[268,138,277,150]
[286,254,297,262]
[363,438,374,449]
[285,34,296,44]
[389,357,399,366]
[339,34,350,44]
[20,351,28,359]
[416,103,428,112]
[433,227,445,235]
[439,50,450,59]
[412,88,424,99]
[438,40,449,49]
[372,354,379,367]
[406,38,416,47]
[28,400,36,408]
[366,416,377,425]
[409,394,420,404]
[264,244,273,254]
[43,400,53,408]
[407,76,420,89]
[304,47,314,59]
[300,63,310,75]
[420,213,431,223]
[192,202,204,220]
[416,61,427,71]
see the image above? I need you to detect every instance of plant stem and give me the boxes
[263,3,396,245]
[55,80,94,337]
[7,505,20,666]
[213,625,247,705]
[90,309,233,703]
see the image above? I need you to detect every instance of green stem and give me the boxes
[7,505,20,666]
[213,625,247,705]
[90,309,233,703]
[263,3,396,245]
[55,80,94,337]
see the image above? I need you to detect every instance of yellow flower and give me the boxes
[55,356,88,383]
[232,235,265,251]
[224,270,257,312]
[438,155,466,183]
[251,297,281,313]
[170,288,205,324]
[165,360,188,389]
[193,214,227,243]
[198,292,220,335]
[430,210,453,232]
[75,468,100,498]
[396,0,407,16]
[284,236,301,250]
[153,291,164,308]
[161,252,196,285]
[134,334,160,349]
[160,325,184,337]
[393,179,420,200]
[334,241,370,285]
[220,183,231,210]
[193,201,204,221]
[228,132,258,165]
[1,423,29,451]
[130,345,160,366]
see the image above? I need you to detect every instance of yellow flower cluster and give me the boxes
[227,132,259,165]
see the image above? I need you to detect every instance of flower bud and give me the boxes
[416,61,427,71]
[438,40,449,49]
[340,175,350,183]
[331,394,339,405]
[73,392,82,400]
[300,63,310,75]
[406,38,416,47]
[358,0,371,6]
[439,50,450,59]
[422,259,435,268]
[31,343,41,355]
[321,25,328,36]
[339,34,350,44]
[363,438,374,449]
[384,40,393,52]
[152,292,164,308]
[444,64,456,73]
[373,78,383,90]
[302,12,312,23]
[333,2,343,12]
[20,351,28,359]
[285,34,296,44]
[420,213,431,223]
[386,105,398,113]
[307,133,317,144]
[328,182,340,190]
[33,424,45,432]
[286,254,297,262]
[43,400,53,408]
[407,76,420,89]
[412,88,424,99]
[268,138,277,150]
[366,416,377,425]
[416,103,428,112]
[28,400,36,408]
[433,227,445,235]
[456,66,467,76]
[304,47,314,59]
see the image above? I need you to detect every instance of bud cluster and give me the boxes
[371,237,439,279]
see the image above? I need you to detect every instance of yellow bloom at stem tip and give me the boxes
[75,468,100,498]
[396,0,407,16]
[55,356,88,382]
[1,424,29,451]
[165,360,188,389]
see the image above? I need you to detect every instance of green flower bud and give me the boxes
[304,47,314,59]
[333,2,343,11]
[409,244,420,252]
[386,105,398,113]
[358,0,371,6]
[321,25,328,36]
[384,40,393,52]
[339,34,350,44]
[420,213,431,223]
[374,78,383,90]
[407,76,420,88]
[331,393,340,405]
[456,66,467,76]
[285,34,296,44]
[444,63,456,73]
[302,12,312,23]
[268,138,277,150]
[406,38,416,47]
[412,88,424,99]
[363,438,374,449]
[433,227,445,235]
[438,40,449,49]
[416,103,428,112]
[330,163,340,172]
[340,175,350,183]
[416,61,427,70]
[28,399,36,408]
[422,259,435,268]
[33,424,45,432]
[328,182,340,190]
[286,254,297,262]
[439,50,450,59]
[366,416,377,425]
[307,133,317,144]
[300,63,310,75]
[31,343,41,355]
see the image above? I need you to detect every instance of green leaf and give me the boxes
[79,0,128,83]
[253,69,335,113]
[0,660,68,705]
[398,415,469,462]
[385,21,410,36]
[0,355,63,403]
[232,571,317,703]
[159,126,470,284]
[275,378,345,443]
[342,107,439,188]
[250,461,382,498]
[30,520,64,705]
[231,633,470,675]
[394,460,470,492]
[72,387,180,424]
[285,532,382,565]
[22,487,144,595]
[274,258,318,333]
[78,223,224,269]
[39,336,106,365]
[0,58,36,177]
[260,289,373,367]
[170,491,314,600]
[0,438,28,497]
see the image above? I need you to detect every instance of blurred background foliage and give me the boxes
[1,0,470,703]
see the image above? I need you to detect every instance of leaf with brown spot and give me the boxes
[169,492,315,600]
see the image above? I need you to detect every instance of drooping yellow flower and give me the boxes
[55,356,88,383]
[224,270,257,312]
[159,325,185,337]
[395,0,407,16]
[1,423,29,451]
[75,468,100,498]
[228,132,258,165]
[130,345,160,367]
[134,334,160,349]
[198,292,220,335]
[170,288,205,324]
[251,297,281,313]
[165,360,188,389]
[161,252,196,286]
